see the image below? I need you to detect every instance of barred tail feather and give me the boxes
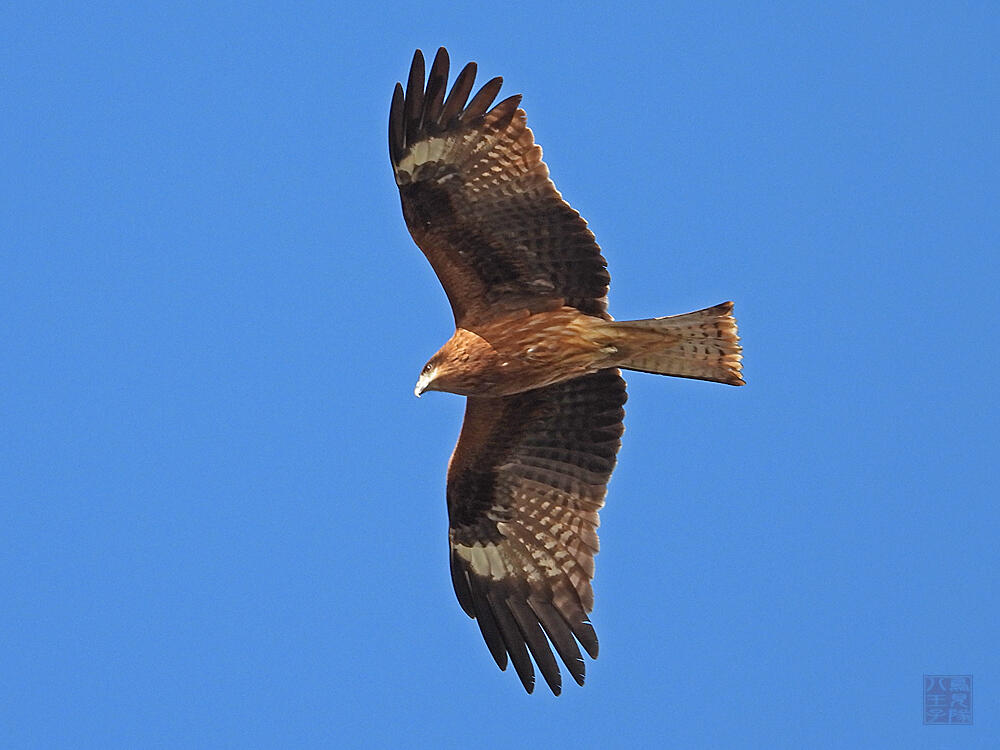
[611,302,744,386]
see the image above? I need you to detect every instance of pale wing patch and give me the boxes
[454,542,510,580]
[394,130,483,185]
[395,135,453,178]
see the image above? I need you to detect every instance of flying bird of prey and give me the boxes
[389,48,743,695]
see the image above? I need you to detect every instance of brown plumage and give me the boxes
[390,47,744,694]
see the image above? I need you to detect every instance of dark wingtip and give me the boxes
[440,61,477,126]
[508,595,563,695]
[530,597,587,687]
[403,49,426,147]
[410,48,425,74]
[423,46,450,130]
[449,552,476,618]
[393,50,518,165]
[575,620,599,660]
[388,82,405,164]
[486,94,522,132]
[461,76,504,122]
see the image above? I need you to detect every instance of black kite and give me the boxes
[389,48,743,694]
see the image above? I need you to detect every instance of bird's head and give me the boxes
[414,356,442,397]
[414,330,496,397]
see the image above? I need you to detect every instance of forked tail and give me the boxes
[609,301,744,385]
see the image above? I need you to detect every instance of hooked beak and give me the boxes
[414,370,434,398]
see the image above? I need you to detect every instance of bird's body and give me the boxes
[417,306,618,397]
[390,47,743,694]
[418,302,741,398]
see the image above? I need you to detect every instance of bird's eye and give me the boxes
[423,363,433,374]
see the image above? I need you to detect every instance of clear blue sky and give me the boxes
[3,2,998,747]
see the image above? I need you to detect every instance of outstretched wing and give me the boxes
[446,369,627,694]
[389,48,611,326]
